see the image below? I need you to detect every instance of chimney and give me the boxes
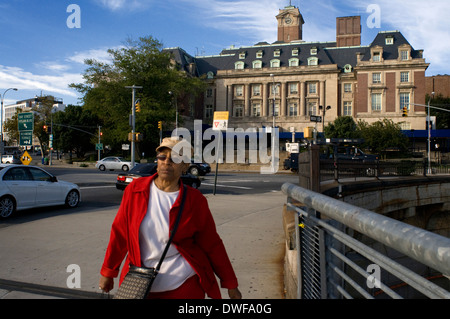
[336,16,361,47]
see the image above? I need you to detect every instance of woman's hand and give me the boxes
[228,288,242,299]
[99,275,114,293]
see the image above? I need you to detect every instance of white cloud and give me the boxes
[67,48,115,65]
[95,0,153,11]
[0,65,82,100]
[346,0,450,75]
[177,0,286,44]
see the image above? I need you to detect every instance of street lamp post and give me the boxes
[0,88,18,156]
[427,92,435,174]
[270,74,279,173]
[126,85,143,169]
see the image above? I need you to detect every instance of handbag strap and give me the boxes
[155,185,187,272]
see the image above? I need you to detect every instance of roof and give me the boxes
[165,31,424,77]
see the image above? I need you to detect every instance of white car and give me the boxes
[0,164,80,218]
[96,157,133,171]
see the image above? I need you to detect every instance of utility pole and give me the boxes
[126,85,143,169]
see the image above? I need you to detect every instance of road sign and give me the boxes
[310,115,322,123]
[213,112,229,131]
[96,143,104,151]
[18,112,34,131]
[20,151,33,166]
[19,131,33,146]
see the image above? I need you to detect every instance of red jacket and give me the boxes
[100,174,238,299]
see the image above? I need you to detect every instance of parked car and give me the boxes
[188,160,211,176]
[116,163,201,190]
[0,164,80,218]
[96,157,133,171]
[1,155,22,164]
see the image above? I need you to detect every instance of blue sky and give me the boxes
[1,0,449,106]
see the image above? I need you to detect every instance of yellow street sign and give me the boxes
[21,151,33,166]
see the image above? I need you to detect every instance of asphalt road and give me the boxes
[0,166,299,226]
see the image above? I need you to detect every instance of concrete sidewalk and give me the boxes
[0,190,286,299]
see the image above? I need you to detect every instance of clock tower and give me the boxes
[276,4,305,42]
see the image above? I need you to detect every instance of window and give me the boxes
[400,93,410,111]
[373,52,381,62]
[308,83,317,94]
[252,102,261,117]
[205,105,213,119]
[289,58,299,67]
[310,47,317,55]
[273,101,280,116]
[386,36,394,45]
[400,72,409,83]
[274,49,281,57]
[372,73,381,84]
[343,101,352,116]
[344,64,353,73]
[256,50,263,58]
[270,59,280,68]
[234,102,244,117]
[289,83,298,95]
[400,50,409,61]
[252,84,261,96]
[307,102,317,116]
[235,61,245,70]
[371,93,382,111]
[271,83,280,95]
[292,48,299,56]
[239,52,246,59]
[252,60,262,69]
[308,57,318,66]
[344,83,352,93]
[235,85,243,97]
[207,71,214,79]
[206,88,213,98]
[289,102,298,116]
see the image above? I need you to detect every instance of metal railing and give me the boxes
[282,182,450,299]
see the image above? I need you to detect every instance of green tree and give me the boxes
[428,93,450,129]
[324,116,361,139]
[70,36,206,158]
[357,119,409,156]
[52,105,99,159]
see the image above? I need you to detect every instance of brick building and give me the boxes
[167,4,431,140]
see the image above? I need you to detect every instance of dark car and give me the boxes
[116,163,201,190]
[188,160,211,176]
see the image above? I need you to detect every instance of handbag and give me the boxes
[113,185,187,299]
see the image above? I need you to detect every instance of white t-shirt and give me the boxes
[139,181,195,292]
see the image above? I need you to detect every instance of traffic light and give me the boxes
[135,100,141,113]
[158,121,162,130]
[43,125,48,132]
[402,106,408,117]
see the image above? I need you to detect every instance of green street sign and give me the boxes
[96,143,104,151]
[19,131,33,146]
[18,112,34,132]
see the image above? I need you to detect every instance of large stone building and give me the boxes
[167,4,430,140]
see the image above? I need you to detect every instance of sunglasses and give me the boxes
[156,154,174,163]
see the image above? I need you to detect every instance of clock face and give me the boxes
[285,17,292,24]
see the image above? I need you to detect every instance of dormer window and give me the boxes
[274,49,281,57]
[252,60,262,69]
[344,64,353,73]
[308,57,318,66]
[235,61,245,70]
[256,50,263,59]
[373,52,381,62]
[289,58,299,67]
[270,59,281,68]
[400,50,409,61]
[310,47,318,55]
[385,36,394,45]
[398,44,412,61]
[292,48,299,56]
[239,51,246,59]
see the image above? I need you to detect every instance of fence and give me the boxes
[282,182,450,299]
